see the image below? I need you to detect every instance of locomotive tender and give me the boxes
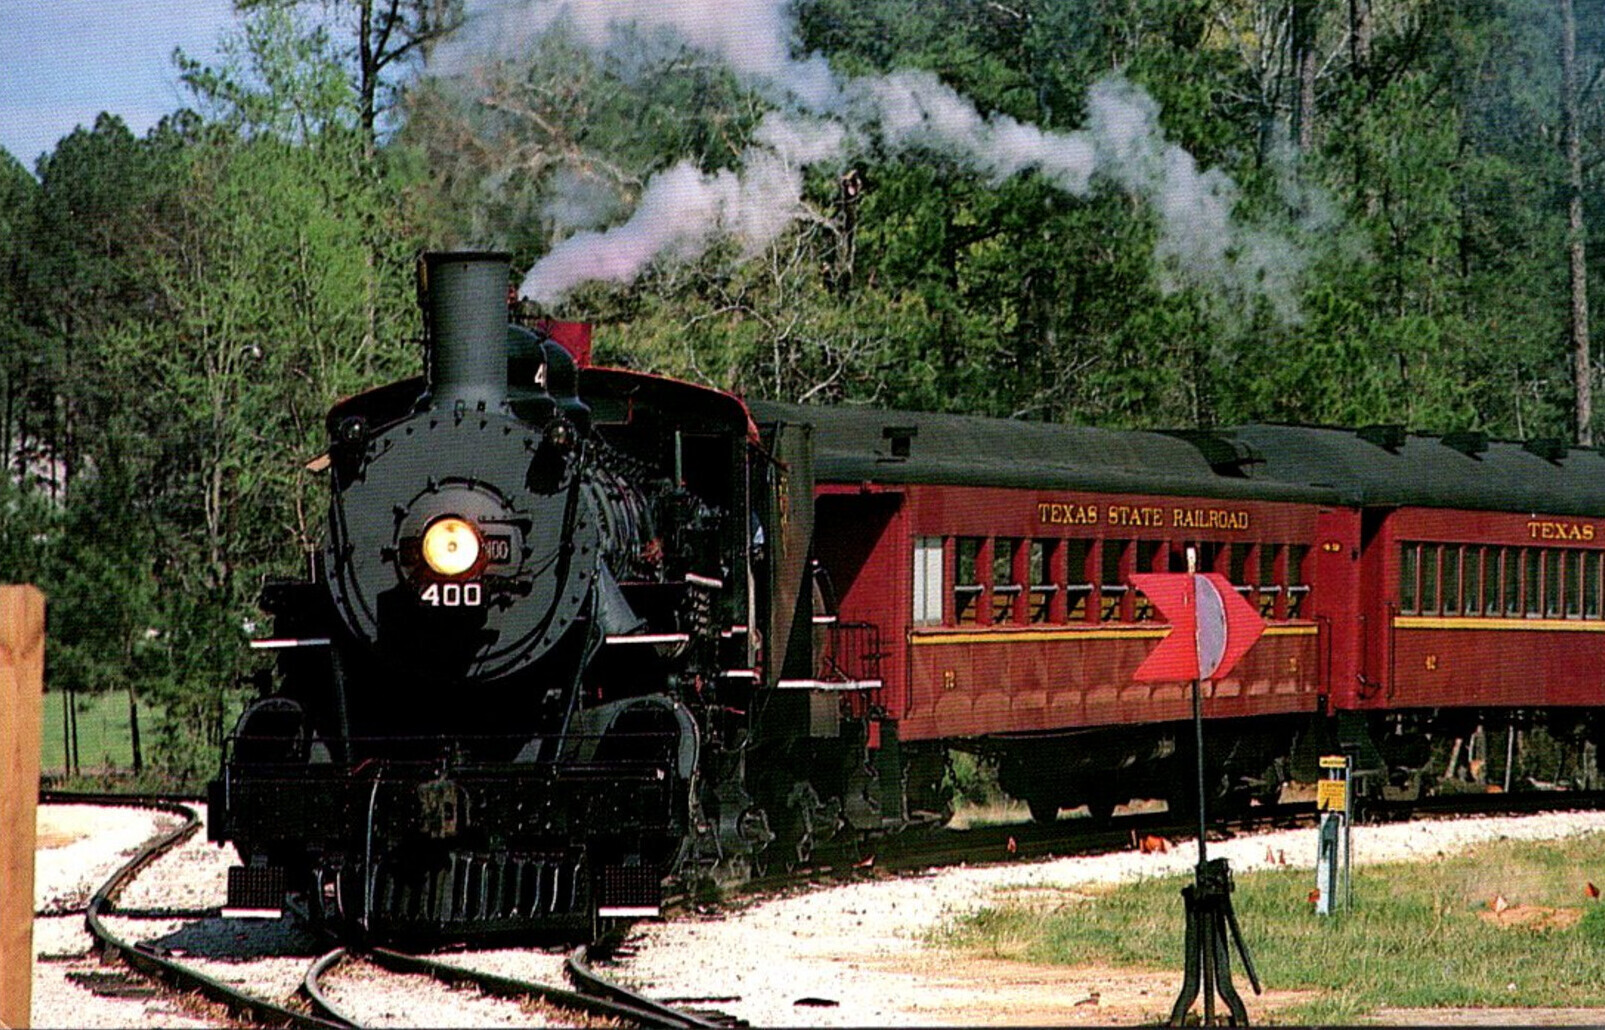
[212,251,1605,938]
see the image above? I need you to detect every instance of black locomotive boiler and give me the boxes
[210,252,819,939]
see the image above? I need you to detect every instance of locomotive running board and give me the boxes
[247,637,332,649]
[776,678,884,691]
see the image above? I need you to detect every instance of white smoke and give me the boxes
[846,69,1096,192]
[752,112,848,167]
[541,165,627,234]
[522,144,809,305]
[449,0,1316,315]
[433,0,840,109]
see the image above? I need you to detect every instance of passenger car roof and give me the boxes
[749,401,1336,505]
[1222,424,1605,516]
[752,403,1605,516]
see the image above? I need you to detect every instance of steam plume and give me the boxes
[522,139,809,305]
[443,0,1318,316]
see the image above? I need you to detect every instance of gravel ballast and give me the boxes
[29,803,1605,1027]
[614,811,1605,1026]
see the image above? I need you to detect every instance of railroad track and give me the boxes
[40,786,1605,1026]
[45,793,342,1028]
[44,793,740,1028]
[301,944,736,1028]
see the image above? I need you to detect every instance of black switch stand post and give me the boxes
[1169,856,1261,1025]
[1168,674,1262,1026]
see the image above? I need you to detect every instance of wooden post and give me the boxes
[1,585,45,1030]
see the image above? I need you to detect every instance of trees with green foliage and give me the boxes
[1,5,425,783]
[6,0,1605,782]
[233,0,464,154]
[0,151,42,489]
[137,6,424,777]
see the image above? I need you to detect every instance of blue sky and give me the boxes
[1,0,244,172]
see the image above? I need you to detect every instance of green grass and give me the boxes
[39,689,138,774]
[934,833,1605,1024]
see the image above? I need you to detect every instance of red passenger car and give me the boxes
[751,402,1344,821]
[1232,425,1605,785]
[752,403,1605,828]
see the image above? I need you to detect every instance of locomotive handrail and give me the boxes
[248,637,332,649]
[1315,614,1333,698]
[604,632,692,644]
[776,677,885,690]
[820,619,883,686]
[1386,600,1398,700]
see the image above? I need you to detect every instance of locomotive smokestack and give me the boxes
[422,251,510,413]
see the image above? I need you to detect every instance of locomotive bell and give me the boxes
[421,252,512,414]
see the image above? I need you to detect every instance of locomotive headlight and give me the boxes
[420,516,481,577]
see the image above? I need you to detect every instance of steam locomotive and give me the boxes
[212,251,1605,940]
[210,252,818,937]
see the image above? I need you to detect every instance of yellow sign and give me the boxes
[1318,755,1348,769]
[1317,779,1348,811]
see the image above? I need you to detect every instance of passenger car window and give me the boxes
[912,537,944,626]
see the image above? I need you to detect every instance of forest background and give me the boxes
[2,0,1603,785]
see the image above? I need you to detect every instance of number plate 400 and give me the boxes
[420,582,482,607]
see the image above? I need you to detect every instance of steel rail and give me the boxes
[47,794,724,1028]
[301,947,357,1027]
[49,786,1604,1029]
[365,945,711,1028]
[565,944,729,1029]
[56,794,346,1030]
